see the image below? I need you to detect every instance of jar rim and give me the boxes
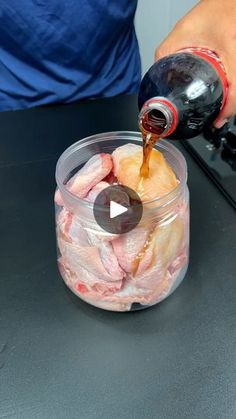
[55,131,187,210]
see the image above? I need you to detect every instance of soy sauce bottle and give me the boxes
[138,48,228,140]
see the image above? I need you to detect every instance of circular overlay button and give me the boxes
[93,185,143,234]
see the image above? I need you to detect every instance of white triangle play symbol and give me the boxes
[110,201,128,219]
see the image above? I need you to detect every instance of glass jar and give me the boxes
[55,131,189,312]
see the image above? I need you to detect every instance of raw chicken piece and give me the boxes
[57,208,89,246]
[85,181,110,203]
[59,257,122,296]
[103,171,117,185]
[56,208,73,243]
[57,208,125,295]
[57,213,132,308]
[57,207,71,233]
[100,242,125,279]
[112,143,141,175]
[112,144,178,202]
[58,211,188,311]
[57,182,117,241]
[57,210,124,281]
[71,268,169,310]
[87,231,125,279]
[134,216,185,277]
[66,244,188,312]
[136,246,188,306]
[112,209,186,279]
[168,247,188,277]
[98,245,188,310]
[112,227,151,273]
[55,153,113,205]
[59,239,123,283]
[109,273,170,306]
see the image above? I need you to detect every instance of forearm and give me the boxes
[155,0,236,127]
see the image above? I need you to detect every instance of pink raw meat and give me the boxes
[85,181,110,203]
[103,171,118,185]
[56,208,73,242]
[114,274,170,306]
[112,227,151,273]
[71,269,168,310]
[59,242,188,311]
[68,217,89,246]
[57,187,117,242]
[117,216,188,306]
[100,242,125,279]
[76,246,188,310]
[168,248,188,276]
[58,257,122,296]
[55,153,113,205]
[56,207,72,233]
[57,209,124,283]
[87,231,125,279]
[57,208,88,246]
[58,227,124,282]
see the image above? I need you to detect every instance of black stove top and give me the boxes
[182,118,236,209]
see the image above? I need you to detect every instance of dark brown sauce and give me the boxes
[139,128,163,178]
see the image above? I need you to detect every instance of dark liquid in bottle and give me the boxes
[139,111,166,178]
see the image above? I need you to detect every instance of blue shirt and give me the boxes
[0,0,141,111]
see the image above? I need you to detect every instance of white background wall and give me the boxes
[135,0,198,75]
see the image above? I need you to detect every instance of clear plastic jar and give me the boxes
[55,132,189,312]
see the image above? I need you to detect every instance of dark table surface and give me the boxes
[1,94,236,419]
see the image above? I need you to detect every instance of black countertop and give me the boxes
[1,95,236,419]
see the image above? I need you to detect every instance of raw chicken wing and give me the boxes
[112,144,178,202]
[55,153,112,205]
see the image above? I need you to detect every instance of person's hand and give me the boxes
[155,0,236,128]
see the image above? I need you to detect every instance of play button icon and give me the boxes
[93,185,143,234]
[110,201,128,219]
